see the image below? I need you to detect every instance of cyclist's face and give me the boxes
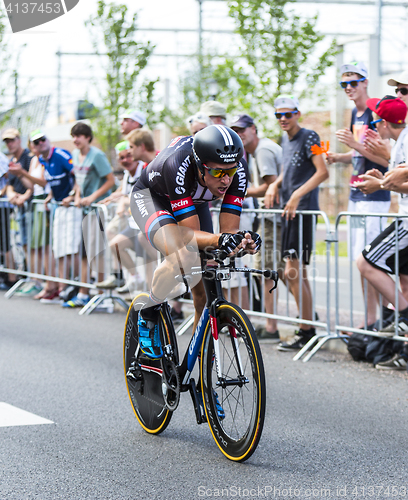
[203,161,237,197]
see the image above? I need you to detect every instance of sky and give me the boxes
[2,0,408,125]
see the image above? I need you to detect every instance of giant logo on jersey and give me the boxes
[175,155,191,187]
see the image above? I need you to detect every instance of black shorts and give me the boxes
[130,181,213,250]
[281,214,315,265]
[362,220,408,275]
[0,206,11,254]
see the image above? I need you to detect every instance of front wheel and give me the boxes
[123,293,172,434]
[200,303,266,462]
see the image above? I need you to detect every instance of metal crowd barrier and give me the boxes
[2,197,408,361]
[209,207,334,355]
[0,197,150,314]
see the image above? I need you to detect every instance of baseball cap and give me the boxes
[199,101,227,119]
[340,61,368,78]
[230,114,255,128]
[273,95,299,110]
[2,128,20,140]
[29,129,46,142]
[115,140,130,154]
[366,95,407,124]
[388,70,408,87]
[121,109,146,126]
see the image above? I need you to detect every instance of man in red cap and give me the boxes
[355,95,408,368]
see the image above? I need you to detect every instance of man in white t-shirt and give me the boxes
[231,113,284,340]
[355,96,408,366]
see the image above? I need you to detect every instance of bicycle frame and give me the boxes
[176,259,249,390]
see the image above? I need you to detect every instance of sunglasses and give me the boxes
[339,77,366,89]
[370,118,382,128]
[275,111,298,119]
[203,164,237,178]
[33,137,46,146]
[395,88,408,96]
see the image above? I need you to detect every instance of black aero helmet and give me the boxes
[192,125,243,174]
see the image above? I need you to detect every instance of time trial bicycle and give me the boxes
[123,249,278,462]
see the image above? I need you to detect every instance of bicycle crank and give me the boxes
[161,348,180,411]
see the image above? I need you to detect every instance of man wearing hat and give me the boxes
[199,101,227,125]
[355,96,408,368]
[364,70,408,161]
[2,128,33,247]
[231,113,284,340]
[327,61,391,330]
[120,109,147,136]
[264,94,329,351]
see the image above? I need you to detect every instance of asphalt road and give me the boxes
[1,293,408,500]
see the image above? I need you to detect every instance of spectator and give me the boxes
[355,96,408,369]
[231,113,284,340]
[199,101,227,125]
[8,137,53,298]
[2,128,32,250]
[0,150,14,289]
[96,140,147,293]
[186,112,212,135]
[62,122,115,308]
[364,69,408,161]
[31,129,79,303]
[326,62,391,329]
[120,109,146,136]
[265,94,329,351]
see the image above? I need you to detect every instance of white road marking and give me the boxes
[0,403,54,428]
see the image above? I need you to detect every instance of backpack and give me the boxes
[346,333,372,361]
[365,337,402,365]
[347,332,402,364]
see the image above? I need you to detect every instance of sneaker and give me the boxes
[117,275,139,294]
[15,282,42,296]
[255,327,280,341]
[197,390,225,420]
[375,354,408,370]
[277,328,316,352]
[58,284,79,303]
[137,316,163,359]
[62,295,90,308]
[372,306,395,332]
[40,289,63,304]
[170,308,184,325]
[96,274,125,289]
[379,316,408,337]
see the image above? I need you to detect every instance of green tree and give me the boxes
[86,0,155,160]
[219,0,337,132]
[174,0,336,136]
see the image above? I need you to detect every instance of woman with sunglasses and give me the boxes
[130,125,261,359]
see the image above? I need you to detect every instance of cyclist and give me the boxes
[130,125,261,359]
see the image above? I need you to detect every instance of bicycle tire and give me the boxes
[123,293,172,434]
[200,303,266,461]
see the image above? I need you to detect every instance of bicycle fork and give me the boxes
[210,301,248,389]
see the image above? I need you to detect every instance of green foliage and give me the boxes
[218,0,338,134]
[85,0,155,159]
[0,7,11,105]
[174,0,337,137]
